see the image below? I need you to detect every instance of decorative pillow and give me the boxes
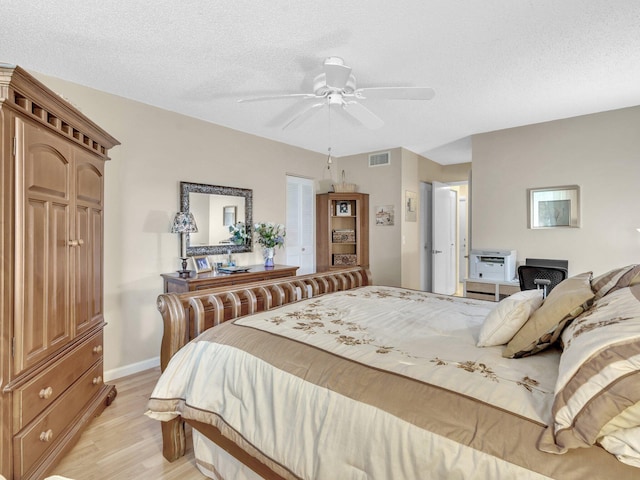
[538,284,640,465]
[591,264,640,300]
[477,289,544,347]
[503,272,594,359]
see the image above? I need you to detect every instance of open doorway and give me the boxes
[420,181,469,295]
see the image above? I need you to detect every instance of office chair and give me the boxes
[518,265,567,298]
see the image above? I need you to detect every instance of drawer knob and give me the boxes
[40,429,53,442]
[92,376,103,385]
[39,387,53,399]
[92,345,103,354]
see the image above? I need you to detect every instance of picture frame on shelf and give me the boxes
[193,255,212,273]
[336,200,352,216]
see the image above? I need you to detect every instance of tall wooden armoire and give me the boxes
[0,64,120,479]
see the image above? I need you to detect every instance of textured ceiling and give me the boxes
[2,1,640,164]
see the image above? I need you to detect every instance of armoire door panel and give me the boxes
[75,152,104,333]
[18,199,71,372]
[16,121,73,374]
[75,204,90,330]
[75,207,104,331]
[25,139,70,200]
[90,208,103,322]
[75,162,103,206]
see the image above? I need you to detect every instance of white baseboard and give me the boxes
[104,356,160,382]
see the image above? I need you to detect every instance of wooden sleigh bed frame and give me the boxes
[155,266,372,479]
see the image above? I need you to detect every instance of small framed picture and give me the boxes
[405,190,417,222]
[375,205,395,226]
[192,255,212,273]
[336,201,351,216]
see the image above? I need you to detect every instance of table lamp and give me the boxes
[170,211,198,277]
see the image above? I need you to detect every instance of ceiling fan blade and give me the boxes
[238,93,318,103]
[282,101,325,130]
[342,101,384,129]
[355,86,435,100]
[324,58,352,89]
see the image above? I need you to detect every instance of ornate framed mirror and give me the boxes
[180,181,253,256]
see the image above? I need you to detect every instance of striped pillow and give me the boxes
[538,285,640,465]
[503,272,593,358]
[591,264,640,300]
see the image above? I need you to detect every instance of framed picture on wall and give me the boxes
[375,205,395,226]
[528,185,580,229]
[405,191,417,222]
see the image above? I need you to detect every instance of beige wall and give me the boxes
[339,149,471,289]
[338,148,403,286]
[34,73,326,379]
[401,150,421,289]
[472,106,640,277]
[419,157,471,184]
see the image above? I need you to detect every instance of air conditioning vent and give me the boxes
[369,151,390,167]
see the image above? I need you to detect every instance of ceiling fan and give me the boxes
[238,56,435,130]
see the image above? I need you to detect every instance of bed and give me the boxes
[146,265,640,479]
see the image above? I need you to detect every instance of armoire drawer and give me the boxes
[13,360,104,479]
[13,331,104,432]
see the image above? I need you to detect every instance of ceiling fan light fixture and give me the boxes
[240,57,434,131]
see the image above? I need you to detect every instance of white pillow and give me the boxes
[477,289,544,347]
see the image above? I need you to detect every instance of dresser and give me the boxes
[161,264,299,294]
[162,265,298,338]
[0,65,119,479]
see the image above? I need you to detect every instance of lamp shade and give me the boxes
[171,212,198,233]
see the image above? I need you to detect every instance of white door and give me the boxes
[458,196,468,283]
[432,181,457,295]
[285,175,315,274]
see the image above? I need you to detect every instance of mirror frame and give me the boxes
[180,181,253,256]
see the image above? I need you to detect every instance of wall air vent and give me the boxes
[369,151,390,167]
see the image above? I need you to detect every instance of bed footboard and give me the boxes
[155,266,371,462]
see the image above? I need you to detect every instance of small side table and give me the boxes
[463,278,521,302]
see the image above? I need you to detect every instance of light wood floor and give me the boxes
[52,367,207,479]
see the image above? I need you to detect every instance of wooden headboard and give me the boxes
[156,266,372,371]
[154,266,372,466]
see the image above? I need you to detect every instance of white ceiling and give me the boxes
[2,1,640,164]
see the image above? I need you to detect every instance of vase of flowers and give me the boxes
[254,222,286,268]
[228,222,248,245]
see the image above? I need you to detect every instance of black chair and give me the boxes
[518,265,567,298]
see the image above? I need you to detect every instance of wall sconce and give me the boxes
[170,211,198,277]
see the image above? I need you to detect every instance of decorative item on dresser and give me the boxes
[253,222,286,269]
[170,211,199,278]
[316,192,369,271]
[0,64,119,479]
